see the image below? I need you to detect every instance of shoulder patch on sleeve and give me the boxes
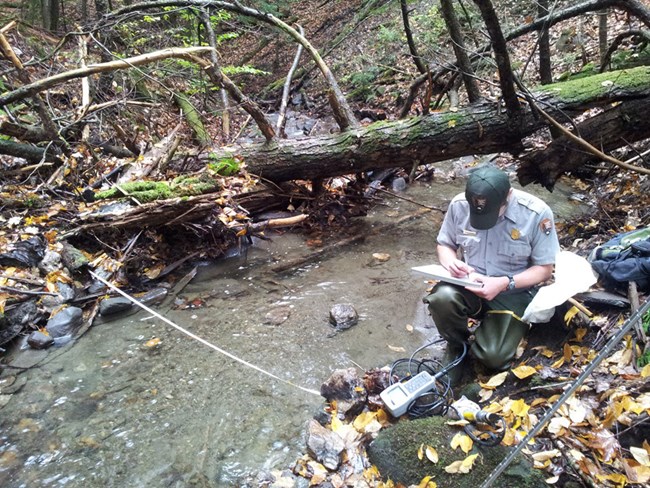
[539,218,553,235]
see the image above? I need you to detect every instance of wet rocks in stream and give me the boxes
[320,368,367,417]
[99,297,133,316]
[264,306,291,326]
[328,304,358,331]
[306,418,345,470]
[27,330,54,349]
[44,306,83,345]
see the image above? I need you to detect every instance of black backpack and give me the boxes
[589,228,650,291]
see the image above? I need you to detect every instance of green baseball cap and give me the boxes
[465,166,510,229]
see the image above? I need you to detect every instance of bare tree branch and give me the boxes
[599,29,650,73]
[277,24,304,137]
[400,0,650,117]
[196,8,276,141]
[103,0,359,130]
[0,47,214,108]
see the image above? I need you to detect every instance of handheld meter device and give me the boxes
[380,371,438,417]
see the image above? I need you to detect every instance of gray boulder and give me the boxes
[329,304,358,330]
[45,306,83,338]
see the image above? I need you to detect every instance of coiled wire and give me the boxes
[387,339,467,419]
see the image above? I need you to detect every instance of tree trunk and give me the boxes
[400,0,427,75]
[472,0,520,116]
[519,97,650,188]
[538,0,553,84]
[233,67,650,186]
[6,67,650,187]
[440,0,481,103]
[598,9,609,70]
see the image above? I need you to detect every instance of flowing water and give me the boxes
[0,177,584,487]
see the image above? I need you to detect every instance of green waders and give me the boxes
[423,283,534,371]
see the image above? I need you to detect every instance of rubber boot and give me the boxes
[471,311,529,371]
[442,343,467,386]
[424,283,481,345]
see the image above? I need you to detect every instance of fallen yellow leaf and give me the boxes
[512,364,536,379]
[444,453,479,474]
[425,445,439,464]
[417,475,437,488]
[574,327,587,342]
[478,388,494,402]
[144,337,161,348]
[353,411,376,432]
[641,364,650,378]
[631,446,650,466]
[450,432,473,453]
[510,398,530,417]
[564,306,580,325]
[629,464,650,483]
[479,371,508,389]
[531,449,560,463]
[308,460,328,485]
[330,415,343,433]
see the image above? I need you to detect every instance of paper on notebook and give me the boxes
[411,264,483,288]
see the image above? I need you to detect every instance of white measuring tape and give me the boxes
[89,270,321,396]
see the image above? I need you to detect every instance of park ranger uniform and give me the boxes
[425,186,561,371]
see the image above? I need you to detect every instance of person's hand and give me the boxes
[469,275,508,301]
[447,259,475,278]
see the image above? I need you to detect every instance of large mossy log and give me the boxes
[231,67,650,187]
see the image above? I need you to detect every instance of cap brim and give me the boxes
[469,207,500,230]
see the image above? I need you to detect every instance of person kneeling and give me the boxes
[424,166,560,380]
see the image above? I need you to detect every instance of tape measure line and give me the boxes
[89,270,321,397]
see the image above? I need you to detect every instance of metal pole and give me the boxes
[480,296,650,488]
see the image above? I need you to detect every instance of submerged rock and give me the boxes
[264,306,291,326]
[328,304,358,330]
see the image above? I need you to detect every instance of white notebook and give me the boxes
[411,264,483,288]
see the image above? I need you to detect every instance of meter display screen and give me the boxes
[386,386,408,403]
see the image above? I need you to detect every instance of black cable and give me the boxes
[387,339,467,419]
[386,341,506,445]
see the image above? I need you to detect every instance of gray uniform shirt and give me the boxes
[437,188,560,278]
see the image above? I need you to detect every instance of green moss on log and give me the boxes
[95,175,220,202]
[538,65,650,103]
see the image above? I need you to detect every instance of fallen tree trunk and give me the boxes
[7,67,650,187]
[519,97,650,187]
[228,67,650,186]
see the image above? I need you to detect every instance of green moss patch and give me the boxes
[367,416,546,487]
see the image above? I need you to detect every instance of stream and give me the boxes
[0,174,584,487]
